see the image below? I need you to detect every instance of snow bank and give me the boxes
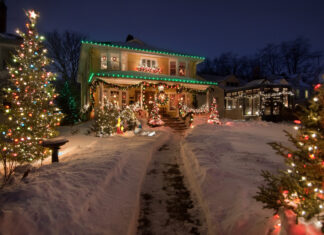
[0,122,170,235]
[180,120,296,235]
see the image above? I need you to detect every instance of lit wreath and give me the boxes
[156,92,169,106]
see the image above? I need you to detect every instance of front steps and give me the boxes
[161,115,188,132]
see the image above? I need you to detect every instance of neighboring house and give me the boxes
[77,36,223,118]
[0,0,21,81]
[224,78,294,121]
[286,74,312,105]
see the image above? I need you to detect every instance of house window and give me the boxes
[178,62,186,76]
[305,90,308,99]
[101,54,108,70]
[110,91,119,105]
[296,89,300,98]
[110,54,120,70]
[170,61,176,75]
[141,59,157,68]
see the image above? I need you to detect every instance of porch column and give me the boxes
[99,82,104,104]
[140,84,143,109]
[206,89,210,109]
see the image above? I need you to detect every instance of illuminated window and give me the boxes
[110,53,120,70]
[141,59,157,68]
[101,54,107,70]
[305,90,308,98]
[296,89,300,98]
[170,61,176,75]
[178,62,186,76]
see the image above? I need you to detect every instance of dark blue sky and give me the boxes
[6,0,324,58]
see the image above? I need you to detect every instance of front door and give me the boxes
[144,91,155,111]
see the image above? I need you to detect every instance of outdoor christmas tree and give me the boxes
[207,98,221,124]
[1,10,63,163]
[148,99,164,126]
[254,83,324,231]
[120,106,137,131]
[92,97,119,137]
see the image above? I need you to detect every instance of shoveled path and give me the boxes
[137,134,207,235]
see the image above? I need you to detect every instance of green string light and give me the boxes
[81,40,205,60]
[88,72,218,85]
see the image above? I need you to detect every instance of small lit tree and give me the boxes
[254,83,324,232]
[148,99,164,127]
[207,97,221,124]
[1,10,63,165]
[92,98,119,137]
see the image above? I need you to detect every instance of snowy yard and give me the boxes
[181,120,295,235]
[0,119,311,235]
[0,123,170,235]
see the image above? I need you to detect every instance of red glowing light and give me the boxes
[287,153,292,158]
[294,120,301,124]
[314,84,321,90]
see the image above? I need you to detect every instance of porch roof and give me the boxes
[88,71,218,86]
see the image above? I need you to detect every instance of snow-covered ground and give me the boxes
[0,119,321,235]
[181,118,295,235]
[0,122,170,235]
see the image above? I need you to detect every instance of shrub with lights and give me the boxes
[254,83,324,232]
[1,10,63,170]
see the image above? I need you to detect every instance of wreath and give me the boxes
[156,91,169,106]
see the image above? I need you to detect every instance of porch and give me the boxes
[88,72,217,118]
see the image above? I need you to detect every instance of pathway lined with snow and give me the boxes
[137,134,207,235]
[0,129,169,235]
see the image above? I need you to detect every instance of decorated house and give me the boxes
[0,0,22,81]
[77,36,223,118]
[224,78,294,121]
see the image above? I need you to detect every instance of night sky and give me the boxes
[6,0,324,58]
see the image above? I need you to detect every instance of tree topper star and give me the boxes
[28,10,38,20]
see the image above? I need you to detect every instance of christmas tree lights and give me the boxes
[1,10,63,164]
[92,97,119,137]
[148,99,164,127]
[254,83,324,232]
[207,98,221,125]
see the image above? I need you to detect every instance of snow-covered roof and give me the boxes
[243,79,270,87]
[226,78,291,92]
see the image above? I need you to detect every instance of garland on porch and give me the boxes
[178,98,210,127]
[89,79,211,111]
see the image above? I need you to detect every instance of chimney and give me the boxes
[126,34,134,42]
[0,0,7,33]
